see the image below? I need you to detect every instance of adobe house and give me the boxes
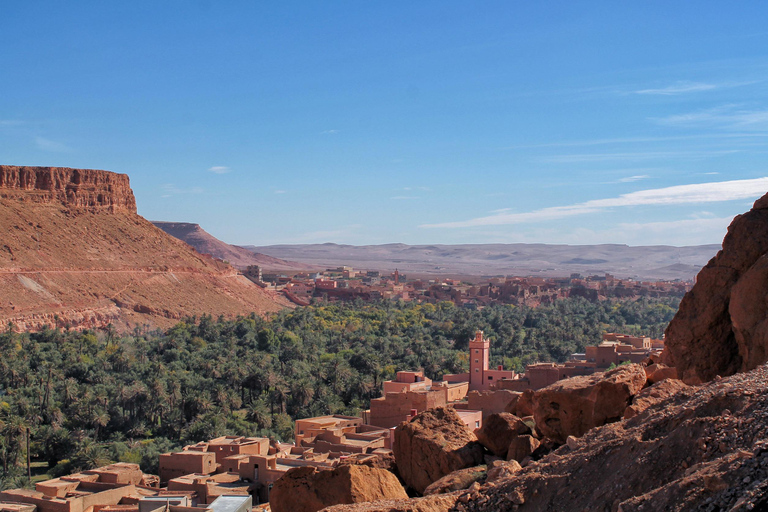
[0,463,148,512]
[159,451,217,485]
[166,473,253,505]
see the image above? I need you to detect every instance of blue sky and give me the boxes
[2,2,768,246]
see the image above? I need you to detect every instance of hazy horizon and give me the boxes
[3,2,768,247]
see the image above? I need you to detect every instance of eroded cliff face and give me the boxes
[0,165,288,331]
[0,165,136,212]
[663,191,768,383]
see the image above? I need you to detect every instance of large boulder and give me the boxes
[393,407,484,494]
[270,464,407,512]
[533,364,647,443]
[474,412,531,457]
[664,192,768,383]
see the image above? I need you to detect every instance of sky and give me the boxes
[2,1,768,247]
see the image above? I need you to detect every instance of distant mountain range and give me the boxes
[244,243,722,281]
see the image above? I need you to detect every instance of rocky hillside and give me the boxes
[0,165,289,331]
[152,221,313,271]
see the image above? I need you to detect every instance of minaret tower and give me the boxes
[469,330,490,390]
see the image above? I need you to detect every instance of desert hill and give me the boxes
[0,165,289,331]
[246,242,720,281]
[152,221,314,271]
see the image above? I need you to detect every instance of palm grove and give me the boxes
[0,296,678,487]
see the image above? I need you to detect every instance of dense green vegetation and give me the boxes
[0,296,679,487]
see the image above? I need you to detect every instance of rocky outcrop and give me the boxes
[0,166,136,211]
[532,364,647,443]
[269,465,407,512]
[474,413,531,458]
[393,407,484,494]
[450,363,768,512]
[664,191,768,383]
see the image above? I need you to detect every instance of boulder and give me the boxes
[486,459,522,483]
[506,389,535,417]
[474,412,530,457]
[664,192,768,383]
[506,435,540,463]
[393,407,484,494]
[533,364,647,443]
[645,363,679,385]
[270,464,407,512]
[423,466,487,495]
[624,379,689,419]
[319,493,458,512]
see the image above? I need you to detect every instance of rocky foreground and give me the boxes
[316,364,768,512]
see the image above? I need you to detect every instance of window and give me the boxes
[488,376,493,380]
[474,359,479,363]
[475,350,479,354]
[475,421,480,428]
[475,368,479,373]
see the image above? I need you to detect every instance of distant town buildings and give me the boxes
[244,265,692,308]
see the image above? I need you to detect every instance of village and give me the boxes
[0,329,664,510]
[246,266,693,308]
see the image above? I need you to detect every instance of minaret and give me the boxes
[468,330,489,390]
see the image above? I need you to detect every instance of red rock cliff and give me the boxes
[0,165,136,212]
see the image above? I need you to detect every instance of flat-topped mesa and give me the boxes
[0,165,137,212]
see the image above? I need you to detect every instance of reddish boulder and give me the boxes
[393,407,484,494]
[270,464,407,512]
[506,435,540,463]
[474,412,531,457]
[486,459,522,483]
[645,363,679,385]
[506,389,535,417]
[533,364,647,443]
[624,379,688,419]
[664,192,768,383]
[423,466,487,495]
[319,493,458,512]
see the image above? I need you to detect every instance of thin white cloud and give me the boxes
[618,175,650,183]
[656,104,768,131]
[421,177,768,229]
[505,132,768,150]
[634,81,718,95]
[274,190,286,194]
[540,150,739,164]
[0,120,25,127]
[321,129,340,135]
[35,136,71,152]
[208,166,231,174]
[391,196,419,200]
